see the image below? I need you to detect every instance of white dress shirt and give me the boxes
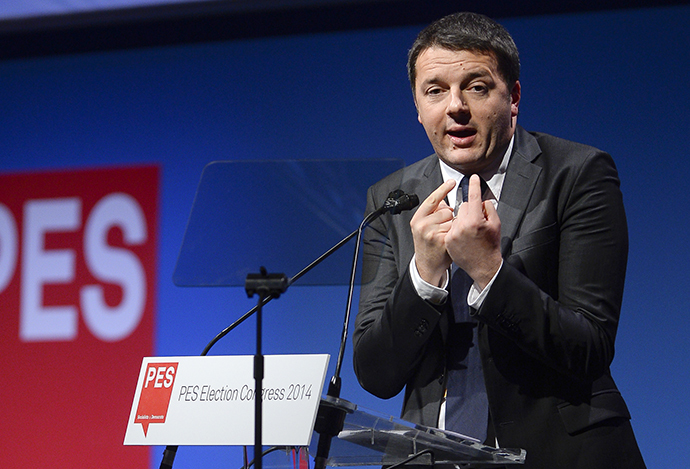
[410,135,514,309]
[408,137,514,435]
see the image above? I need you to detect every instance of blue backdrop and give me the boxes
[1,4,688,467]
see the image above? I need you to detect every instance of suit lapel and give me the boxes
[497,127,542,256]
[420,154,444,201]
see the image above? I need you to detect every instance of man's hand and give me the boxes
[410,179,456,287]
[446,174,502,290]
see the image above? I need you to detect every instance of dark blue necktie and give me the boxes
[445,175,489,441]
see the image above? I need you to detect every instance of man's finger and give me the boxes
[420,179,456,214]
[483,198,500,223]
[467,174,483,204]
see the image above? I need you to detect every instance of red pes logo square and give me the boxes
[135,362,179,436]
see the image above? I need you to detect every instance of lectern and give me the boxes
[312,396,525,467]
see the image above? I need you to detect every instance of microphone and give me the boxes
[327,189,418,396]
[313,189,418,469]
[382,190,420,215]
[196,189,420,359]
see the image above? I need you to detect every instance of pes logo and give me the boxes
[0,165,158,468]
[135,362,179,436]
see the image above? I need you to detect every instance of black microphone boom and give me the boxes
[328,189,419,398]
[196,189,419,358]
[313,189,418,469]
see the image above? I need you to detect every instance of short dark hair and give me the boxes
[407,12,520,92]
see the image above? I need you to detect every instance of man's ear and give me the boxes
[511,80,521,117]
[413,94,422,124]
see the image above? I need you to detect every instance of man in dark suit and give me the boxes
[352,12,645,468]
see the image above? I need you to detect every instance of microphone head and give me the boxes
[386,189,405,200]
[385,191,419,214]
[402,193,420,210]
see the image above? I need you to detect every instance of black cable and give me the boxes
[238,446,291,469]
[387,448,436,469]
[159,445,178,469]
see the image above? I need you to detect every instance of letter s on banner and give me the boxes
[81,193,147,342]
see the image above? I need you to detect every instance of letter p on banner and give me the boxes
[135,362,178,436]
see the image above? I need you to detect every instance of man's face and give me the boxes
[413,47,520,174]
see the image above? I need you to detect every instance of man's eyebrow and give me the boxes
[464,70,491,80]
[457,67,495,83]
[420,69,493,86]
[419,77,443,87]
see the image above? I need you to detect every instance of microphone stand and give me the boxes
[245,268,288,469]
[159,191,418,469]
[199,190,418,358]
[311,211,373,469]
[314,190,418,469]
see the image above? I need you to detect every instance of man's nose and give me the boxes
[447,89,469,115]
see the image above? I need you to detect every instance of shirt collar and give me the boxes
[439,134,514,206]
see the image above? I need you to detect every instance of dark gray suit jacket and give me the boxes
[353,126,645,468]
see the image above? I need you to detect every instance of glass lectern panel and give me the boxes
[174,159,403,287]
[312,397,525,467]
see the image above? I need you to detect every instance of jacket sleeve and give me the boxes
[477,148,628,383]
[352,183,449,399]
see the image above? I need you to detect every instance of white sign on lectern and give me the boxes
[123,354,329,446]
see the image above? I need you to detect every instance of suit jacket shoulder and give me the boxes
[367,154,442,207]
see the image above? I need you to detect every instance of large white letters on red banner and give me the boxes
[0,165,157,469]
[0,203,18,293]
[9,194,148,342]
[20,197,81,341]
[82,193,147,342]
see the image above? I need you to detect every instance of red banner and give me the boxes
[0,165,157,468]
